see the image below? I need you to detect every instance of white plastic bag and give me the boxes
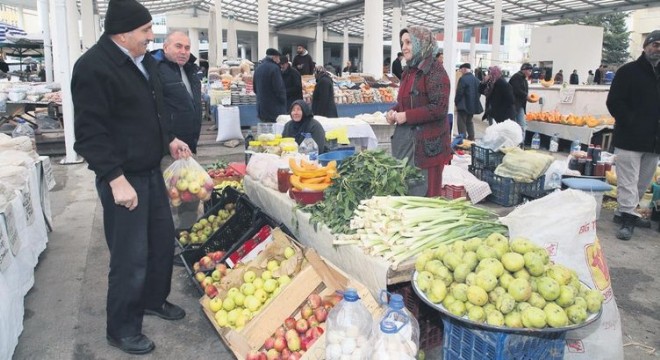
[163,157,213,206]
[215,105,243,142]
[477,120,523,151]
[245,153,287,190]
[501,190,624,360]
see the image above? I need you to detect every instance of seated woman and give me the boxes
[281,99,326,154]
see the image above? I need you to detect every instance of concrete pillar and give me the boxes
[189,28,200,63]
[66,0,81,60]
[240,45,246,60]
[362,0,384,78]
[208,7,218,66]
[469,34,476,66]
[227,14,238,59]
[38,0,54,82]
[444,0,459,132]
[315,20,324,67]
[215,0,224,64]
[390,0,402,67]
[257,0,269,59]
[250,37,258,62]
[80,0,95,51]
[342,26,349,74]
[492,0,502,63]
[94,14,101,39]
[270,33,278,52]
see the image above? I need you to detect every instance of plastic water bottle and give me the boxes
[531,132,541,150]
[549,133,559,153]
[325,288,373,360]
[244,129,254,164]
[371,291,419,359]
[12,119,36,151]
[298,132,319,163]
[571,139,581,154]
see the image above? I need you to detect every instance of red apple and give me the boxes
[193,262,201,273]
[168,187,180,200]
[245,350,262,360]
[313,306,328,323]
[283,317,296,330]
[205,284,218,298]
[210,251,224,262]
[300,304,313,320]
[265,349,280,360]
[301,335,319,352]
[307,294,322,309]
[307,315,319,328]
[263,336,275,351]
[286,353,301,360]
[274,326,286,338]
[259,353,267,360]
[280,348,291,359]
[295,319,309,334]
[324,293,343,309]
[199,256,215,270]
[273,335,287,353]
[305,326,324,340]
[180,190,194,202]
[215,263,228,275]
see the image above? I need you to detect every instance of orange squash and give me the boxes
[527,93,540,103]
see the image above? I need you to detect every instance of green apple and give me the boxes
[266,260,280,271]
[222,297,236,311]
[261,270,273,280]
[233,292,246,307]
[240,282,256,296]
[277,275,292,286]
[253,278,265,289]
[254,288,268,303]
[283,246,296,259]
[214,309,228,327]
[244,295,260,312]
[263,279,278,293]
[243,270,257,283]
[208,297,223,313]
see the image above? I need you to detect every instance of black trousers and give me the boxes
[96,169,175,338]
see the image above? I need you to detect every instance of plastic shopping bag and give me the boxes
[163,157,213,206]
[501,190,624,360]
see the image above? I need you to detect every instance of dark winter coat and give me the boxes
[392,58,403,80]
[606,54,660,154]
[391,56,451,169]
[312,72,338,118]
[594,68,602,84]
[253,56,287,122]
[508,70,529,113]
[487,78,516,123]
[151,49,202,153]
[72,34,171,182]
[292,53,315,75]
[282,100,326,153]
[455,72,483,115]
[570,72,579,85]
[281,65,303,110]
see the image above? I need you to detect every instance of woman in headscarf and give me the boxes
[281,99,326,153]
[386,26,451,197]
[311,65,338,118]
[480,65,515,124]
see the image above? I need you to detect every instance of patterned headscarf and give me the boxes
[484,65,503,97]
[400,26,439,68]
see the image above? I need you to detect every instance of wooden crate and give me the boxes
[200,229,382,359]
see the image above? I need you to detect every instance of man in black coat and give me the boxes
[606,30,660,239]
[253,48,287,122]
[292,44,315,75]
[509,63,532,138]
[280,56,303,110]
[71,0,189,355]
[455,63,483,140]
[312,65,338,118]
[391,52,403,80]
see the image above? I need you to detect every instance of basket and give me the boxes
[388,282,443,352]
[471,144,505,170]
[442,317,565,360]
[180,187,242,249]
[440,185,469,200]
[469,166,545,207]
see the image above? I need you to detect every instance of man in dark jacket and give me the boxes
[569,69,579,85]
[253,48,287,122]
[509,63,532,138]
[292,44,315,75]
[454,63,483,140]
[280,56,303,109]
[312,65,338,118]
[391,52,403,80]
[151,31,202,229]
[71,0,188,355]
[606,30,660,239]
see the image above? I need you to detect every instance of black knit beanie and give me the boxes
[104,0,152,35]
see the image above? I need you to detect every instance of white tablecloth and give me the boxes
[243,175,390,298]
[526,121,613,145]
[274,116,379,150]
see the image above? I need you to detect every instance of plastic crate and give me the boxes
[388,282,443,352]
[179,187,242,250]
[442,317,565,360]
[471,144,505,170]
[470,166,545,207]
[203,184,244,213]
[440,185,469,200]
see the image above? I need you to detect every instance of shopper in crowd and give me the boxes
[531,64,541,83]
[281,99,326,153]
[606,29,660,239]
[554,69,564,84]
[480,65,515,125]
[594,64,605,84]
[71,0,189,355]
[312,65,338,118]
[325,62,339,76]
[435,51,443,63]
[151,31,202,229]
[474,67,484,81]
[386,26,451,197]
[543,68,553,82]
[280,55,303,110]
[292,44,315,75]
[454,63,483,141]
[253,48,287,123]
[509,63,532,138]
[391,52,404,80]
[587,70,595,84]
[0,56,9,73]
[343,60,357,74]
[569,69,579,85]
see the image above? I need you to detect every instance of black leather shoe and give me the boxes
[613,213,651,228]
[107,334,155,355]
[144,301,186,320]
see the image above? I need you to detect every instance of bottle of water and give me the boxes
[298,132,319,163]
[244,129,254,165]
[12,119,36,151]
[326,288,373,360]
[531,132,541,150]
[571,139,581,154]
[549,133,559,153]
[371,291,420,359]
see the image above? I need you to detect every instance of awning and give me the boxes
[0,23,27,42]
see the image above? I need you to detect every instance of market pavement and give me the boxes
[12,121,660,359]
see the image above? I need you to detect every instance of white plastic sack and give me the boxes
[246,153,288,190]
[216,105,243,142]
[478,120,523,151]
[0,150,35,168]
[501,190,624,360]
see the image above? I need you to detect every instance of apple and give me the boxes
[263,279,278,293]
[307,315,319,328]
[286,353,301,360]
[254,288,268,304]
[244,295,261,312]
[175,179,189,192]
[285,329,301,351]
[241,282,256,296]
[263,336,275,350]
[306,326,324,340]
[283,246,295,259]
[171,198,182,207]
[324,293,343,308]
[284,317,296,330]
[205,284,218,298]
[267,260,280,271]
[313,306,328,322]
[261,270,273,280]
[211,251,225,262]
[245,350,262,360]
[208,297,223,312]
[188,181,201,194]
[273,335,288,352]
[199,256,215,270]
[307,294,322,309]
[223,297,236,311]
[243,270,257,283]
[295,319,309,334]
[215,263,228,275]
[194,271,206,283]
[197,187,210,201]
[280,348,292,359]
[265,349,280,360]
[277,275,292,287]
[300,304,313,320]
[227,287,240,299]
[211,269,222,281]
[214,309,229,327]
[274,326,286,338]
[180,190,194,202]
[168,187,180,200]
[253,278,265,289]
[202,276,214,288]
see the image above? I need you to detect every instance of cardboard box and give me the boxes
[200,228,383,360]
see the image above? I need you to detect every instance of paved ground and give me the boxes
[11,120,660,359]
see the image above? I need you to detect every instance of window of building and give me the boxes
[480,27,489,44]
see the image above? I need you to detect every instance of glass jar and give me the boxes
[281,144,298,159]
[264,140,282,155]
[277,167,291,193]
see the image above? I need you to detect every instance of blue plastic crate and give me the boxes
[470,167,545,207]
[471,144,505,170]
[442,318,565,360]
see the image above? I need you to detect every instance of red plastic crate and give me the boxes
[388,282,443,352]
[440,185,470,200]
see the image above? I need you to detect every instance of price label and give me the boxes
[22,187,35,226]
[5,205,21,256]
[559,88,576,104]
[42,157,56,190]
[0,216,11,272]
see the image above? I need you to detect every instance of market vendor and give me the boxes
[281,99,326,153]
[386,26,451,197]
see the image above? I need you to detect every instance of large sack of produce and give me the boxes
[501,189,624,360]
[215,105,243,142]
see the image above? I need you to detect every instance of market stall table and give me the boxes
[274,116,379,150]
[243,175,414,297]
[525,121,613,147]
